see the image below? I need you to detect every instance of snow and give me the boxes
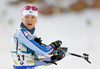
[0,0,100,69]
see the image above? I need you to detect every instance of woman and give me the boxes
[11,4,65,69]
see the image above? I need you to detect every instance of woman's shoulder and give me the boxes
[14,28,22,36]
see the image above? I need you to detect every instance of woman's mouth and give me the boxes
[27,23,32,26]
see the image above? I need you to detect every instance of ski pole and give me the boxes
[68,52,91,64]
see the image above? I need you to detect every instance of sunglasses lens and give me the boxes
[25,6,30,10]
[24,6,38,11]
[32,7,37,11]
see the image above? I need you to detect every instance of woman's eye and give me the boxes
[25,16,28,18]
[32,16,35,18]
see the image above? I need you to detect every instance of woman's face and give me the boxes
[22,14,37,29]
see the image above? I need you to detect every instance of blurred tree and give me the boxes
[38,0,53,15]
[91,0,100,8]
[9,0,39,5]
[8,0,100,15]
[69,0,87,12]
[39,5,53,15]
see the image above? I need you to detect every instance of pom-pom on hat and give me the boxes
[21,4,39,19]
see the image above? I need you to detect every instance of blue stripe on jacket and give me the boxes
[14,29,53,56]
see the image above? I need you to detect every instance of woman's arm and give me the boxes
[14,29,53,56]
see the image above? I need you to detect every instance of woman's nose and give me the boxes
[28,18,32,21]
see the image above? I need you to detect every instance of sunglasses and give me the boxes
[22,6,38,13]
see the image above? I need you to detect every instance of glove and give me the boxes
[34,37,47,46]
[51,49,65,61]
[34,38,42,45]
[43,49,65,65]
[50,40,62,49]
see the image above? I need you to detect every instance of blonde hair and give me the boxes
[25,3,36,6]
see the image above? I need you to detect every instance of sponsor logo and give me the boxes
[27,60,34,63]
[27,35,32,40]
[24,31,32,40]
[46,47,50,50]
[29,11,33,13]
[20,61,24,65]
[13,60,17,65]
[27,67,34,69]
[46,46,52,50]
[24,32,29,36]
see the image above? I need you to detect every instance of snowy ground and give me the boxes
[0,1,100,69]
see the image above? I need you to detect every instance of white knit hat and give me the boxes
[21,4,39,19]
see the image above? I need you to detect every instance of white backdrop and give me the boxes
[0,0,100,69]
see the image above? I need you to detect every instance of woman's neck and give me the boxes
[20,22,35,34]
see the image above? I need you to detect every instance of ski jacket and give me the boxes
[11,26,54,69]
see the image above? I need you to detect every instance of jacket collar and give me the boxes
[20,22,35,34]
